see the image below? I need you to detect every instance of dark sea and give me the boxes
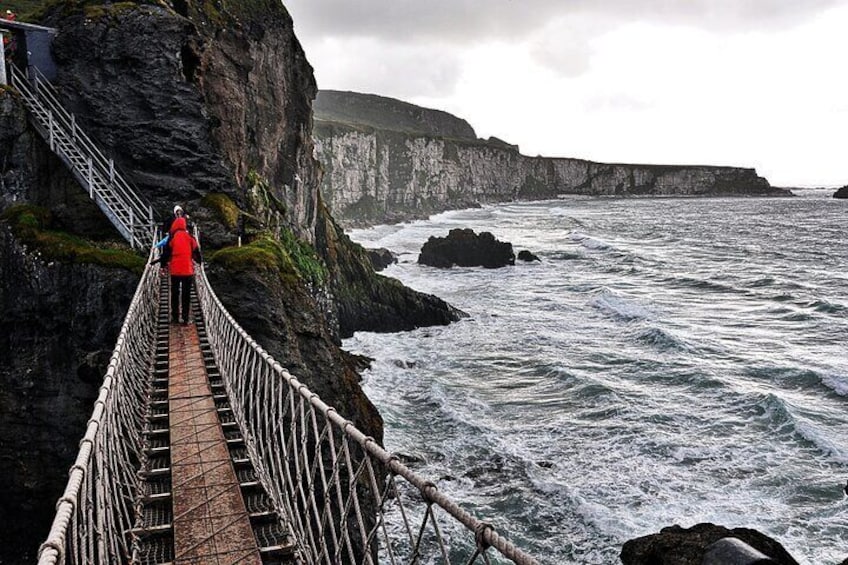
[345,190,848,564]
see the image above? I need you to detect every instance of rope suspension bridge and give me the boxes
[5,59,540,564]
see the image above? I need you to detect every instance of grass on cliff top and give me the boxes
[210,230,326,286]
[4,0,164,21]
[2,204,145,272]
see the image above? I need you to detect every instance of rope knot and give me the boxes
[38,540,64,562]
[421,480,438,503]
[475,521,494,551]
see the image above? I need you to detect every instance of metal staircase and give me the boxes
[9,64,155,248]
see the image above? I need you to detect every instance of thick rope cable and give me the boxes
[37,245,160,565]
[195,265,539,565]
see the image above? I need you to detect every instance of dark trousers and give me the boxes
[170,275,193,322]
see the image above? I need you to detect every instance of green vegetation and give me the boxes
[82,1,139,19]
[1,0,47,18]
[201,192,239,230]
[209,235,281,273]
[0,0,168,22]
[210,229,326,286]
[245,168,287,220]
[2,204,145,272]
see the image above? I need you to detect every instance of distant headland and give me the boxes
[312,90,792,228]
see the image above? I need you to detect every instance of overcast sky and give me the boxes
[284,1,848,187]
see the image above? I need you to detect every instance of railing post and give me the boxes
[48,112,54,151]
[71,114,76,141]
[0,32,7,86]
[88,157,94,198]
[129,209,135,249]
[109,158,114,185]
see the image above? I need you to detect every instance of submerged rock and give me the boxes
[366,247,397,271]
[517,249,540,262]
[418,228,514,269]
[620,523,800,565]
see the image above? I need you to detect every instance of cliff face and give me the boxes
[0,90,139,562]
[313,91,791,227]
[0,3,457,562]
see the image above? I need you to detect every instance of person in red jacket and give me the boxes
[165,216,201,324]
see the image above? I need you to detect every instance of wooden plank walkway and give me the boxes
[168,323,263,565]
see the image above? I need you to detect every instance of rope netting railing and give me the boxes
[195,266,540,565]
[37,252,160,565]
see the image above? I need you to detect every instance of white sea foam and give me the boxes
[794,419,848,464]
[821,373,848,396]
[589,289,653,322]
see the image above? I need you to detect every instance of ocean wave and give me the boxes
[746,276,776,288]
[755,393,848,463]
[548,250,584,261]
[668,275,738,294]
[799,298,847,315]
[794,419,848,464]
[821,373,848,396]
[633,326,691,352]
[589,289,653,322]
[569,231,611,251]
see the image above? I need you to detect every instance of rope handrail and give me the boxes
[36,247,160,565]
[194,265,540,565]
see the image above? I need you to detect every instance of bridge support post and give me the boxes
[0,33,6,86]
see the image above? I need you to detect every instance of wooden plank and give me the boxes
[168,324,263,565]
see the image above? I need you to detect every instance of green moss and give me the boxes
[201,192,239,230]
[279,227,326,286]
[211,230,326,286]
[85,2,138,20]
[209,239,281,273]
[245,168,287,218]
[2,204,145,272]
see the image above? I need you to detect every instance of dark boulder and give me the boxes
[418,228,514,268]
[517,250,540,262]
[367,247,397,271]
[620,523,800,565]
[833,186,848,198]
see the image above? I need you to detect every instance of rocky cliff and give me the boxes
[0,2,458,562]
[313,90,792,227]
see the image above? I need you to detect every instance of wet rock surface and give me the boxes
[620,523,800,565]
[419,228,515,269]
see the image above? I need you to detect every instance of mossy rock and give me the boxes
[201,192,239,230]
[2,204,145,272]
[209,236,283,274]
[210,231,327,286]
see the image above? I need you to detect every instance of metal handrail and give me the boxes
[9,63,155,247]
[27,65,152,221]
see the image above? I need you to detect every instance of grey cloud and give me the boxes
[285,0,842,45]
[286,0,843,97]
[311,40,463,99]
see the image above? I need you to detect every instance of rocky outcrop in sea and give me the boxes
[313,90,793,228]
[620,523,800,564]
[418,228,515,269]
[833,185,848,198]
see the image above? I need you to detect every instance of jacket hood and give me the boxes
[170,217,187,233]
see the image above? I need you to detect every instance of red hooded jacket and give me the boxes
[167,217,198,276]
